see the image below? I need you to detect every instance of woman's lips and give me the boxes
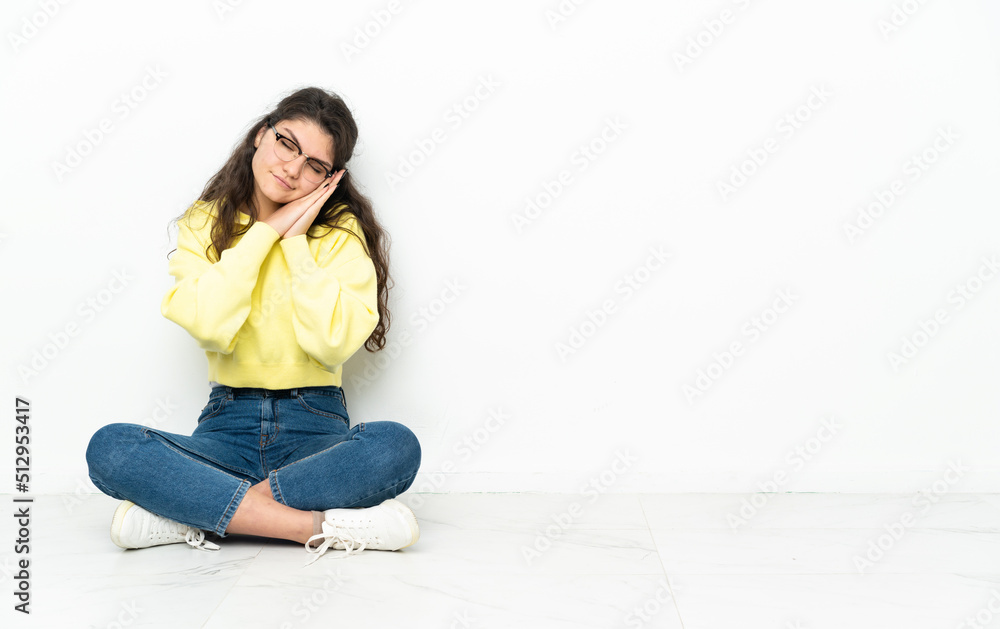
[273,174,292,189]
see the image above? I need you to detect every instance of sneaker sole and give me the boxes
[110,500,137,549]
[383,499,420,550]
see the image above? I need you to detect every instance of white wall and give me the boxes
[2,0,998,498]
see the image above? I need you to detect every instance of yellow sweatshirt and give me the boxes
[160,199,379,389]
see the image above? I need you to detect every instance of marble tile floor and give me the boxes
[2,492,998,628]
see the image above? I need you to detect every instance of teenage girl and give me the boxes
[85,86,421,564]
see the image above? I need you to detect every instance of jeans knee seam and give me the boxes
[144,428,257,479]
[272,439,345,473]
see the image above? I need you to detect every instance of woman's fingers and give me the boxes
[273,169,347,234]
[282,170,347,238]
[308,170,342,209]
[323,169,346,190]
[308,169,345,207]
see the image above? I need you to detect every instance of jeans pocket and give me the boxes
[296,391,349,426]
[197,394,227,425]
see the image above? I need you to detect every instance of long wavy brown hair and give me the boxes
[166,86,392,352]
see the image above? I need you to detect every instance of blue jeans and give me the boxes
[85,385,421,536]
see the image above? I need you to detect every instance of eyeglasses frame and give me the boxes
[266,121,334,181]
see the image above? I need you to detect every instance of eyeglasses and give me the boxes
[267,122,334,183]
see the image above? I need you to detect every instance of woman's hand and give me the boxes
[263,169,346,239]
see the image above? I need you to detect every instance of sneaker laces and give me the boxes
[184,528,220,552]
[303,525,368,566]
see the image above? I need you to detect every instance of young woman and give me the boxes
[85,86,421,565]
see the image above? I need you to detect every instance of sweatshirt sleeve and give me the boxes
[278,216,380,372]
[161,207,281,354]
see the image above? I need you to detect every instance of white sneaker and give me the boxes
[110,500,220,551]
[304,499,419,565]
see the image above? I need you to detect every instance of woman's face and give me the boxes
[251,117,335,208]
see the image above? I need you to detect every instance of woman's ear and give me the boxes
[254,126,266,149]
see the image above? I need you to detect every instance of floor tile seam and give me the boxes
[637,496,689,629]
[198,545,269,626]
